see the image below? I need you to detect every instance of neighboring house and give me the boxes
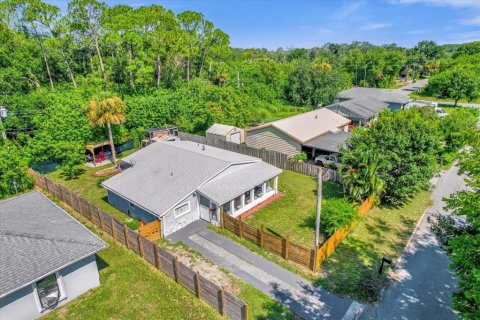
[206,123,245,144]
[102,141,282,237]
[336,87,410,111]
[325,96,388,127]
[245,108,350,157]
[0,192,107,320]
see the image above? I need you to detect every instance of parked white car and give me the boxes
[314,153,341,167]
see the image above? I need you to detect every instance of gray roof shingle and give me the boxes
[337,87,410,104]
[0,192,107,298]
[102,141,279,215]
[327,96,388,120]
[304,131,351,153]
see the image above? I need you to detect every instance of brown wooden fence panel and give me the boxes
[241,223,259,245]
[262,233,284,256]
[176,262,196,294]
[100,211,113,236]
[113,218,127,245]
[138,220,162,240]
[71,193,81,213]
[79,198,91,220]
[59,186,72,207]
[91,206,102,228]
[224,291,247,320]
[157,247,176,279]
[198,275,221,312]
[141,238,157,266]
[127,228,139,253]
[289,243,314,268]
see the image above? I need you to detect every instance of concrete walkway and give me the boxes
[359,165,466,320]
[168,220,355,320]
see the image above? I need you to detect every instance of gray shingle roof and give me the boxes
[102,141,278,215]
[304,131,351,153]
[0,192,107,298]
[327,96,388,120]
[198,162,282,205]
[337,87,410,104]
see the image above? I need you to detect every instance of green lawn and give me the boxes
[41,216,222,319]
[317,190,432,302]
[46,162,130,224]
[410,92,480,104]
[245,170,345,248]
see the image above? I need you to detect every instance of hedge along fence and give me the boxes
[220,196,375,272]
[178,132,342,183]
[29,170,248,320]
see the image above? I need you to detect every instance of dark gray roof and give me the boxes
[0,192,107,298]
[327,96,388,120]
[304,131,351,153]
[198,162,282,204]
[337,87,410,104]
[102,141,281,214]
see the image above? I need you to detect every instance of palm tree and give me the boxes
[340,144,388,204]
[87,95,126,163]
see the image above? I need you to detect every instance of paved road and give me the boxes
[168,220,356,320]
[359,165,466,320]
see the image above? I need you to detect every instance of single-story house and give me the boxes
[102,141,282,236]
[325,96,388,127]
[336,87,410,111]
[206,123,245,144]
[245,108,350,157]
[0,192,107,320]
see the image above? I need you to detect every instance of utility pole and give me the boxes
[236,70,241,88]
[0,107,7,140]
[314,171,323,248]
[364,63,369,87]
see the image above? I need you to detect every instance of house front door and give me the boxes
[199,194,211,222]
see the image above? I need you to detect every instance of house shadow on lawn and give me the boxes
[95,255,109,272]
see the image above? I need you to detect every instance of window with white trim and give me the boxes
[34,272,66,311]
[174,202,190,218]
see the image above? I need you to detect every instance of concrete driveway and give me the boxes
[359,165,466,320]
[168,220,357,320]
[392,79,428,98]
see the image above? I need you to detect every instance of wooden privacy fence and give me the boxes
[29,170,248,320]
[178,132,342,183]
[221,195,375,272]
[138,220,162,241]
[221,211,316,270]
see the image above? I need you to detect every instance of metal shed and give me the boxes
[206,123,245,144]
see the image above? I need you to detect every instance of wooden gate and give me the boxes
[139,220,162,240]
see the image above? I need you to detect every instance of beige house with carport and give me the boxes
[245,108,350,157]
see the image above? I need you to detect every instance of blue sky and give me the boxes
[51,0,480,49]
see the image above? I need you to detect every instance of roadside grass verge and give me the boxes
[244,170,345,248]
[316,190,432,302]
[409,93,480,104]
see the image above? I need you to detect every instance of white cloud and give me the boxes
[405,29,431,35]
[391,0,480,7]
[332,0,366,19]
[360,23,390,30]
[462,16,480,26]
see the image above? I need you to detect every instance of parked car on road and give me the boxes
[435,107,448,117]
[315,153,341,167]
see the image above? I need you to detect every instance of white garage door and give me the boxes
[230,132,241,144]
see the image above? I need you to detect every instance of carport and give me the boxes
[302,131,350,158]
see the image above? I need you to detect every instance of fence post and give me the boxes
[312,247,318,272]
[99,212,104,230]
[88,203,94,222]
[220,208,225,229]
[124,225,129,249]
[244,304,249,320]
[138,235,144,258]
[58,184,64,202]
[70,191,74,209]
[285,236,290,260]
[260,225,265,248]
[220,288,225,316]
[44,176,50,193]
[195,271,201,299]
[173,257,179,283]
[239,216,243,238]
[111,218,116,239]
[154,245,160,269]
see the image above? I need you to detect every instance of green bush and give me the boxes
[125,218,140,230]
[321,198,358,236]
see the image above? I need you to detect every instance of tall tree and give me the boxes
[87,94,125,163]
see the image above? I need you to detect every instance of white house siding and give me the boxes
[0,255,100,320]
[162,193,199,236]
[246,127,301,156]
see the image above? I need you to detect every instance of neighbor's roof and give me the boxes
[0,192,107,298]
[326,96,388,120]
[246,108,350,144]
[304,131,351,153]
[206,123,239,136]
[102,141,279,214]
[198,162,282,205]
[337,87,410,104]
